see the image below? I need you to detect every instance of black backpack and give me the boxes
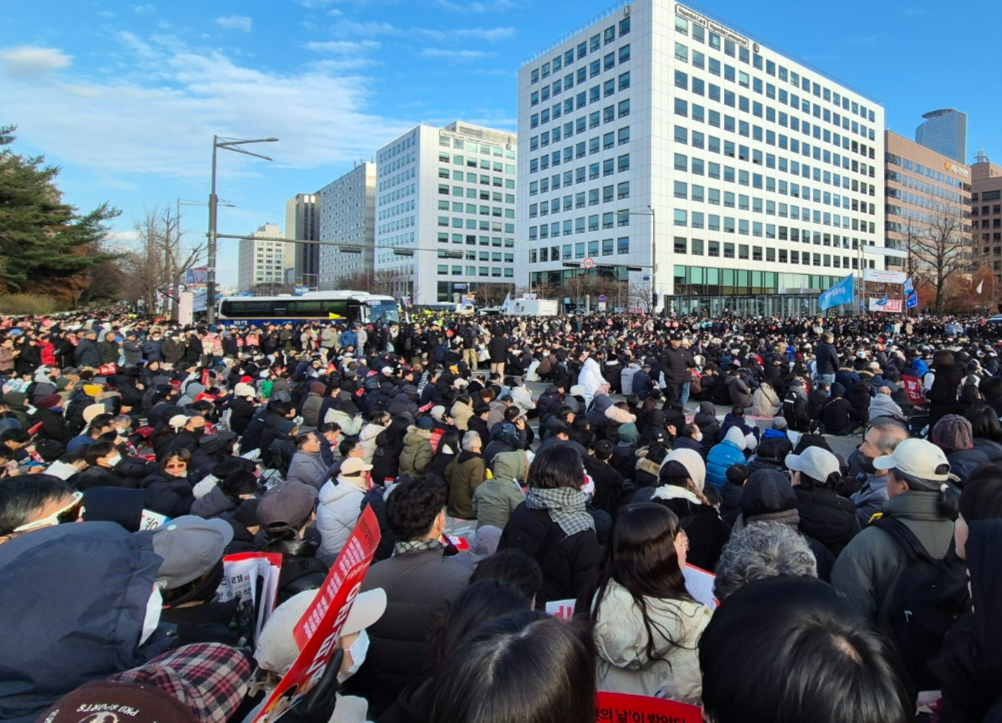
[874,517,970,691]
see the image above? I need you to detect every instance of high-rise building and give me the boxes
[317,163,377,290]
[915,109,967,164]
[237,223,291,292]
[971,150,1002,281]
[374,122,517,305]
[516,0,890,316]
[285,193,320,289]
[884,130,971,278]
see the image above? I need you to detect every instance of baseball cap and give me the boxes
[257,482,318,528]
[339,457,373,477]
[872,438,960,484]
[153,516,234,589]
[233,382,256,398]
[168,414,189,430]
[786,446,840,484]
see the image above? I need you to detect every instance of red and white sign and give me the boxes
[596,692,702,723]
[583,257,595,269]
[868,298,903,313]
[902,375,925,404]
[255,506,381,723]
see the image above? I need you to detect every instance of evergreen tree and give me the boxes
[0,124,119,294]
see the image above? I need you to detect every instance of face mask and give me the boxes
[107,454,122,467]
[339,629,369,684]
[139,587,163,645]
[694,432,703,442]
[192,427,205,437]
[858,453,877,475]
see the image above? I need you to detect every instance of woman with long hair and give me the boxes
[589,503,712,703]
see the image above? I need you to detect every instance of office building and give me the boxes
[516,0,890,316]
[884,130,971,282]
[971,150,1002,281]
[374,121,517,305]
[285,193,320,289]
[237,223,291,292]
[317,163,377,290]
[915,109,967,164]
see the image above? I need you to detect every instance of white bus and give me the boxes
[216,291,399,326]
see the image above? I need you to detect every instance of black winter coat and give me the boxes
[793,487,860,557]
[653,495,729,572]
[498,504,603,606]
[228,397,257,436]
[141,472,195,518]
[347,548,471,718]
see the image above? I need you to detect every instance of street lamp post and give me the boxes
[620,206,657,314]
[207,135,278,324]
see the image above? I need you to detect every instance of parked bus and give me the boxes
[216,291,399,326]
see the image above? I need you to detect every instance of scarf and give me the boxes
[525,487,595,537]
[393,538,447,557]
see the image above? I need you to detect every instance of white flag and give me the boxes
[977,281,984,294]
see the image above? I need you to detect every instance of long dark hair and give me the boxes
[431,429,461,466]
[589,503,692,663]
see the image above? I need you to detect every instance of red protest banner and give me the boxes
[902,375,925,404]
[596,692,702,723]
[253,505,381,723]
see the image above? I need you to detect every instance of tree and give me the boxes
[475,283,513,306]
[118,207,205,315]
[0,125,119,299]
[905,202,970,314]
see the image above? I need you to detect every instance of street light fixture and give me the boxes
[207,135,279,323]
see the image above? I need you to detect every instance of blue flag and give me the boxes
[904,277,915,295]
[906,292,918,309]
[876,293,888,307]
[819,274,855,310]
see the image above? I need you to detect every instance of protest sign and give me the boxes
[596,692,703,723]
[254,505,381,723]
[217,552,283,641]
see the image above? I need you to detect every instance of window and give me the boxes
[619,17,630,35]
[619,44,630,63]
[674,209,687,227]
[674,153,687,171]
[674,236,687,254]
[675,70,688,90]
[618,99,630,118]
[618,154,630,172]
[619,71,630,90]
[674,181,687,199]
[618,127,630,145]
[617,237,629,254]
[617,181,630,199]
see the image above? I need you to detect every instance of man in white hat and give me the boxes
[831,438,959,627]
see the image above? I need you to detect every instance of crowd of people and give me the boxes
[1,308,1001,723]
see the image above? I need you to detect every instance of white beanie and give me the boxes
[661,448,707,492]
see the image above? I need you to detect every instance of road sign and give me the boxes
[598,294,607,303]
[583,257,595,269]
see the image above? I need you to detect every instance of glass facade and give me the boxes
[915,109,967,165]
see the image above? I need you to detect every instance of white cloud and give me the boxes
[133,4,156,13]
[304,39,381,53]
[0,35,412,177]
[435,0,519,12]
[420,48,492,60]
[215,15,253,32]
[0,46,72,79]
[327,20,513,42]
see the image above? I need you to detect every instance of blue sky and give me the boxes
[1,0,998,285]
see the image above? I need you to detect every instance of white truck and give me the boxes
[506,298,559,316]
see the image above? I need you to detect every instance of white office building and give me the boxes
[317,163,377,290]
[237,223,292,292]
[374,122,517,306]
[517,0,887,316]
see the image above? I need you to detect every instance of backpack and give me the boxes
[874,517,970,691]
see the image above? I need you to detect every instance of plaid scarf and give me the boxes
[525,487,595,537]
[393,538,447,557]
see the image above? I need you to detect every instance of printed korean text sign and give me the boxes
[902,376,925,404]
[254,505,381,723]
[596,692,702,723]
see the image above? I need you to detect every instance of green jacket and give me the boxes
[472,450,527,529]
[399,427,433,476]
[830,490,955,626]
[445,451,486,520]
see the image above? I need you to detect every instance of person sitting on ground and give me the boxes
[712,521,818,603]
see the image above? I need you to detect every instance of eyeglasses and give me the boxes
[164,462,188,470]
[14,492,85,533]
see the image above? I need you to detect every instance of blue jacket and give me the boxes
[339,329,359,349]
[0,523,163,723]
[706,440,745,489]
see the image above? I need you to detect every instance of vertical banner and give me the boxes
[253,506,381,723]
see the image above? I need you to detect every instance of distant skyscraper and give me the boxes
[285,193,319,289]
[317,163,377,290]
[915,109,967,163]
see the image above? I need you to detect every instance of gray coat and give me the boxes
[831,490,955,626]
[286,451,329,490]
